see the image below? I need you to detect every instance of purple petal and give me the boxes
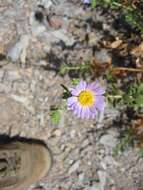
[73,103,81,117]
[81,107,86,119]
[73,103,91,119]
[71,88,80,96]
[94,87,105,95]
[76,80,87,91]
[77,104,82,118]
[84,107,90,119]
[76,105,97,119]
[68,102,76,110]
[71,80,87,96]
[89,106,97,118]
[87,81,99,89]
[93,96,105,111]
[67,97,77,110]
[82,0,90,3]
[73,102,79,114]
[74,107,78,115]
[87,81,105,95]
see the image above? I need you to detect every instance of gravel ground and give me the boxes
[0,0,143,190]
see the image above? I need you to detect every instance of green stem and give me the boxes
[60,84,71,93]
[107,95,133,99]
[107,95,122,99]
[64,65,89,71]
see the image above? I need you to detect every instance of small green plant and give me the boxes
[91,0,97,8]
[58,63,90,76]
[105,72,143,110]
[139,148,143,157]
[123,82,143,110]
[89,0,143,35]
[113,129,133,155]
[49,84,72,125]
[71,78,80,85]
[50,107,62,125]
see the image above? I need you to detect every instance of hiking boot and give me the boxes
[0,141,52,190]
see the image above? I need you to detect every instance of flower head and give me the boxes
[67,80,105,119]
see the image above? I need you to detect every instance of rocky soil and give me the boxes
[0,0,143,190]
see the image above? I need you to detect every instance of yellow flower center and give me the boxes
[78,90,94,106]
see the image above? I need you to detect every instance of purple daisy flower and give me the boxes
[67,80,105,119]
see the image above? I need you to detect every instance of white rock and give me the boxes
[78,173,85,183]
[7,35,30,62]
[81,139,89,148]
[88,183,100,190]
[6,70,21,81]
[68,160,80,174]
[10,94,35,114]
[70,129,76,138]
[96,110,105,128]
[54,129,62,137]
[52,29,75,46]
[100,161,107,170]
[99,134,117,148]
[108,128,119,138]
[98,171,107,190]
[95,49,110,64]
[103,156,118,167]
[36,60,47,66]
[37,112,45,127]
[37,0,54,9]
[0,71,4,81]
[105,106,120,120]
[30,12,46,35]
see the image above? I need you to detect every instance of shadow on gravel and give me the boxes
[0,134,48,148]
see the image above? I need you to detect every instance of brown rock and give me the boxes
[49,16,62,29]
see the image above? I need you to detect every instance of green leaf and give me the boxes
[137,83,143,94]
[50,109,61,125]
[139,148,143,157]
[133,83,143,108]
[71,78,80,85]
[61,84,72,99]
[113,129,133,155]
[135,95,143,107]
[91,0,97,8]
[59,64,68,75]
